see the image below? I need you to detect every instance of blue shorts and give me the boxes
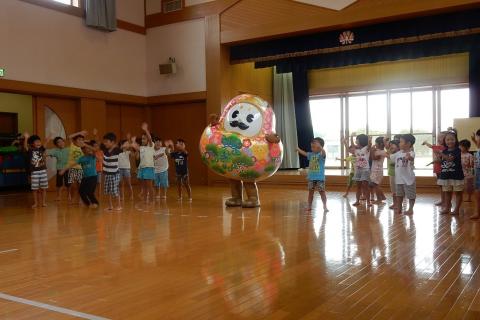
[154,171,169,188]
[119,168,131,179]
[137,167,155,180]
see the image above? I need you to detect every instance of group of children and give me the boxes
[298,128,480,219]
[24,123,191,210]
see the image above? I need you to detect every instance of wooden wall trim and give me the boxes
[148,91,207,105]
[146,0,240,29]
[0,78,146,105]
[18,0,146,35]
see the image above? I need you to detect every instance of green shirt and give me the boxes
[77,155,97,177]
[47,147,70,170]
[345,155,356,173]
[387,157,395,176]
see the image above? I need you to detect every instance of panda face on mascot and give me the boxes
[199,94,283,208]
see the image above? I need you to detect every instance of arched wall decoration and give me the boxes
[44,106,66,180]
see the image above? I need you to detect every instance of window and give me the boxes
[52,0,80,7]
[309,85,469,169]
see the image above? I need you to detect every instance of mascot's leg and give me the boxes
[243,182,260,208]
[225,179,243,207]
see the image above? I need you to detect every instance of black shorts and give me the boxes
[56,170,70,188]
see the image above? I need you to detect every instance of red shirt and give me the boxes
[432,145,446,174]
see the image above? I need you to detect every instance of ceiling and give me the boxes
[292,0,357,11]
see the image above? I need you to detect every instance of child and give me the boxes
[118,139,134,201]
[385,138,400,209]
[391,134,416,215]
[153,137,169,200]
[134,123,155,209]
[423,131,447,206]
[350,134,371,207]
[369,137,387,204]
[471,130,480,219]
[24,133,49,208]
[166,139,192,201]
[67,131,87,204]
[297,137,328,212]
[47,136,71,201]
[459,139,474,202]
[61,142,99,208]
[437,130,464,215]
[102,132,123,211]
[340,137,356,198]
[92,129,104,197]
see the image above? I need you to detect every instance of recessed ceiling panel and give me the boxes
[293,0,357,11]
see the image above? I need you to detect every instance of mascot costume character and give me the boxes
[199,94,283,208]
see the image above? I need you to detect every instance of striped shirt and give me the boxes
[102,147,121,174]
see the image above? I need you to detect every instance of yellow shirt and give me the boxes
[68,144,83,169]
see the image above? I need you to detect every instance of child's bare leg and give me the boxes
[452,191,463,215]
[353,183,362,206]
[363,181,371,206]
[184,180,192,200]
[177,179,182,199]
[41,189,47,207]
[377,187,386,201]
[147,181,154,205]
[440,191,452,214]
[307,189,314,210]
[107,195,113,210]
[161,187,167,199]
[396,196,404,213]
[405,198,415,215]
[114,196,122,211]
[435,187,444,206]
[32,190,38,208]
[343,185,351,197]
[319,191,328,211]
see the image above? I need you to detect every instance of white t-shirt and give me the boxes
[139,146,155,168]
[154,147,169,173]
[355,146,370,169]
[118,151,131,169]
[371,150,386,172]
[391,151,416,185]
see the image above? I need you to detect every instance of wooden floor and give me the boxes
[1,187,480,319]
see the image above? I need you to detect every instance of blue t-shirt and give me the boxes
[77,155,97,178]
[307,152,325,181]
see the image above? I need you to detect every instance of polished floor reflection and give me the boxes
[1,187,480,319]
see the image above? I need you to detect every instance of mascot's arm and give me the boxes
[265,133,280,144]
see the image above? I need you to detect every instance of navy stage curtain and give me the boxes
[471,49,480,117]
[291,66,313,168]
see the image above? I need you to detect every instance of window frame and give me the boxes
[19,0,83,18]
[309,83,469,169]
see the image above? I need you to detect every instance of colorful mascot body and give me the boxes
[199,94,283,207]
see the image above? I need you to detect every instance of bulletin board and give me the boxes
[453,117,480,151]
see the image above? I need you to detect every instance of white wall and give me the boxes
[117,0,145,26]
[146,19,206,96]
[0,0,147,96]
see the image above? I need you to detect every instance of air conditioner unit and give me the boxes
[163,0,183,13]
[159,57,177,75]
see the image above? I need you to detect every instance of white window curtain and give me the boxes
[85,0,117,32]
[273,67,300,169]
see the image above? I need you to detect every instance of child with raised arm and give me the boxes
[350,134,372,207]
[460,139,474,202]
[385,138,400,209]
[369,137,387,204]
[423,131,447,207]
[166,139,192,201]
[24,133,49,208]
[61,141,99,208]
[339,137,356,198]
[91,129,104,197]
[297,137,328,212]
[437,130,464,215]
[133,123,156,210]
[67,130,87,205]
[47,136,71,201]
[118,138,134,202]
[391,134,416,215]
[102,132,123,211]
[153,137,169,200]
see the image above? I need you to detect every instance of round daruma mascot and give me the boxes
[200,94,283,208]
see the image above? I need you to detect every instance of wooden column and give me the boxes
[79,98,107,137]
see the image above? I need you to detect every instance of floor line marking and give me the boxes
[0,249,18,254]
[0,292,110,320]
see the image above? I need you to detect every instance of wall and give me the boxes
[230,63,273,104]
[0,0,147,96]
[150,103,207,185]
[308,53,469,95]
[146,19,206,96]
[105,104,150,139]
[117,0,145,26]
[0,93,33,133]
